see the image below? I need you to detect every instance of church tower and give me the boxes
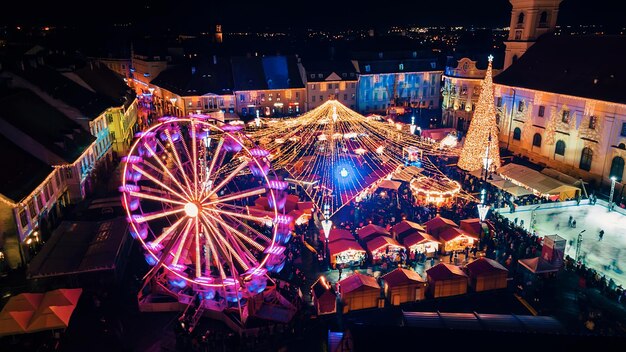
[504,0,563,69]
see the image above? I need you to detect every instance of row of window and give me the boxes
[310,72,356,79]
[18,170,65,229]
[310,82,356,91]
[312,94,355,102]
[239,92,300,103]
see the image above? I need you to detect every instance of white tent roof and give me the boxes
[496,163,580,196]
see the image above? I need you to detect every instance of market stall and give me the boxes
[423,215,459,237]
[328,239,366,269]
[381,268,427,305]
[402,232,440,257]
[466,257,509,292]
[366,236,405,263]
[338,272,381,311]
[438,227,479,253]
[311,276,337,315]
[426,263,468,298]
[496,163,581,201]
[356,224,390,242]
[460,218,495,239]
[328,228,355,243]
[392,220,426,241]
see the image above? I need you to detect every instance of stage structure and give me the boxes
[250,100,475,217]
[120,116,295,327]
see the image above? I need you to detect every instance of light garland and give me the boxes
[410,176,462,205]
[458,56,502,172]
[247,100,475,217]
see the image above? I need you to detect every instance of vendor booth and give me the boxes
[426,263,468,298]
[392,220,426,241]
[466,257,509,292]
[311,276,337,315]
[328,240,366,269]
[423,215,458,237]
[366,236,405,263]
[496,163,580,201]
[460,218,495,239]
[402,232,439,257]
[338,272,381,311]
[438,227,478,253]
[357,224,390,242]
[328,228,355,243]
[381,268,427,305]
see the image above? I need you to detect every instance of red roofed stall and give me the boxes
[328,239,366,269]
[423,215,458,237]
[381,268,427,305]
[356,224,390,242]
[402,232,439,257]
[438,227,479,253]
[426,263,468,298]
[392,220,426,241]
[311,276,337,315]
[338,272,381,312]
[366,236,405,263]
[466,257,509,292]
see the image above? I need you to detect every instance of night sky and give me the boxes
[2,0,626,30]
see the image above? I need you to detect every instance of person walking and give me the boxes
[568,215,573,227]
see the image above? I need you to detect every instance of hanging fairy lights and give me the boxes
[458,55,502,172]
[248,100,475,217]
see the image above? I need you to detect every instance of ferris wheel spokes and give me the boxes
[202,158,251,203]
[160,130,195,198]
[133,207,185,224]
[139,144,194,200]
[203,187,266,207]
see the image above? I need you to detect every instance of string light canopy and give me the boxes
[457,55,501,172]
[249,100,475,216]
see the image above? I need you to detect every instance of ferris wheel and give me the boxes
[120,116,291,305]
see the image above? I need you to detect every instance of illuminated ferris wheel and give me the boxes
[120,116,291,305]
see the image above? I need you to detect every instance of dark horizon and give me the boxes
[2,0,626,32]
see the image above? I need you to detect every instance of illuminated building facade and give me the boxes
[354,55,443,115]
[442,58,501,132]
[231,56,306,117]
[301,60,358,111]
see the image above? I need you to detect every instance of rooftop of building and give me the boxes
[230,55,305,91]
[150,58,234,96]
[0,134,52,203]
[0,88,95,164]
[494,34,626,105]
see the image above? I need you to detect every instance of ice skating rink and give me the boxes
[497,203,626,287]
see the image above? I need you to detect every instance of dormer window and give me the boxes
[399,63,404,71]
[364,65,371,73]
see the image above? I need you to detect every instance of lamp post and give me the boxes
[576,229,586,262]
[477,189,490,223]
[609,176,617,212]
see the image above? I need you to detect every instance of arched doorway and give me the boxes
[610,156,625,182]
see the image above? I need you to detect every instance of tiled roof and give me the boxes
[0,134,52,203]
[338,272,379,294]
[382,268,425,287]
[426,263,468,281]
[494,34,626,105]
[231,55,305,91]
[0,89,95,164]
[151,59,234,96]
[466,257,508,277]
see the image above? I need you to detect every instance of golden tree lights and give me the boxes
[458,56,501,172]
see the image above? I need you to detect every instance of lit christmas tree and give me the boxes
[458,55,501,173]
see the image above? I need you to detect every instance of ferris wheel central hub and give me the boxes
[184,202,200,217]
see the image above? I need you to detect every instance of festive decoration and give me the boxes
[544,106,558,146]
[410,176,462,205]
[458,56,501,172]
[120,116,286,318]
[249,100,473,216]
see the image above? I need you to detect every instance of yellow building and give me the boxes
[302,60,358,111]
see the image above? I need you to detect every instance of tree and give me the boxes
[458,56,501,172]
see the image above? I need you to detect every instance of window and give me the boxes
[532,133,542,147]
[319,95,323,101]
[351,82,356,89]
[350,73,355,77]
[310,74,315,79]
[343,94,348,100]
[241,107,247,116]
[555,140,566,156]
[46,183,53,199]
[496,114,501,125]
[430,62,436,69]
[66,168,73,179]
[562,110,570,123]
[518,12,524,24]
[512,54,519,63]
[496,97,502,107]
[318,74,323,78]
[342,73,347,77]
[351,93,355,100]
[28,200,36,218]
[538,105,545,117]
[19,209,28,228]
[197,101,202,107]
[589,116,597,130]
[312,96,316,102]
[539,11,548,25]
[620,122,626,136]
[513,127,522,141]
[295,92,300,99]
[518,100,524,112]
[312,84,316,90]
[610,157,625,182]
[364,65,371,73]
[239,94,245,102]
[106,114,113,124]
[579,147,593,171]
[37,193,44,211]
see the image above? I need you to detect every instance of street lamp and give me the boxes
[576,229,586,262]
[609,176,617,212]
[477,189,490,222]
